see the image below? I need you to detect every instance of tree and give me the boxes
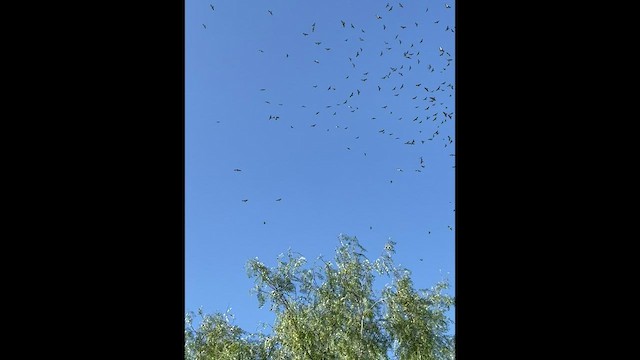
[185,234,455,360]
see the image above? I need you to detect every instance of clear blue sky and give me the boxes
[186,0,455,334]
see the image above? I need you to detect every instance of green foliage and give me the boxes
[185,308,271,360]
[186,234,455,359]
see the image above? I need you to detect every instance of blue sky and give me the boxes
[186,0,455,334]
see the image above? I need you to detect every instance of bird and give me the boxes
[233,168,242,172]
[341,20,346,27]
[202,24,207,29]
[242,199,248,202]
[209,4,214,11]
[275,198,282,201]
[268,10,273,15]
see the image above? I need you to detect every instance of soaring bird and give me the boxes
[268,10,273,15]
[233,168,242,172]
[202,24,207,29]
[341,20,346,27]
[275,198,282,201]
[209,4,214,11]
[242,199,248,202]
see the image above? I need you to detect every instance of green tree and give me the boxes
[185,234,454,360]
